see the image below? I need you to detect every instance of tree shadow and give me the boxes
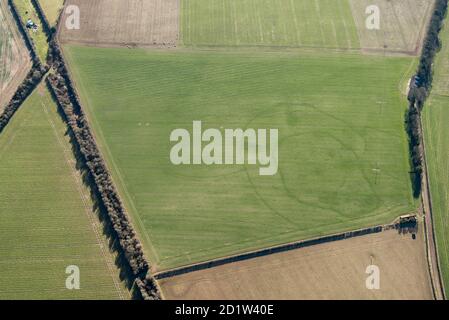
[49,84,138,297]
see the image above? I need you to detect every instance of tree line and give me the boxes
[1,1,48,134]
[406,0,448,197]
[0,64,48,134]
[46,39,160,299]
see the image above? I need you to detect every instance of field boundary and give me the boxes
[0,0,31,109]
[155,219,413,280]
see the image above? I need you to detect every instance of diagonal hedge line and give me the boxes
[34,0,161,299]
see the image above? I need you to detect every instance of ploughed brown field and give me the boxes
[159,228,433,300]
[59,0,179,47]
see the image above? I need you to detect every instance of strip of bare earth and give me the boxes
[26,0,161,300]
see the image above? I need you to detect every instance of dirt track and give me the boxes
[160,228,432,300]
[0,1,31,110]
[59,0,179,48]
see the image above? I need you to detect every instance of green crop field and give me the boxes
[65,46,416,270]
[423,20,449,297]
[0,85,127,299]
[181,0,360,49]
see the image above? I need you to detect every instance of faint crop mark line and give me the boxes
[41,100,126,300]
[221,0,226,44]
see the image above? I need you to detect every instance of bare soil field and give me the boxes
[59,0,179,47]
[160,228,433,299]
[349,0,435,55]
[0,1,31,110]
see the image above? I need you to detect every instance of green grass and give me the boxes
[13,0,48,62]
[38,0,64,26]
[181,0,360,49]
[65,45,416,270]
[0,85,127,299]
[423,20,449,297]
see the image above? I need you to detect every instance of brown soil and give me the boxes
[160,227,433,300]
